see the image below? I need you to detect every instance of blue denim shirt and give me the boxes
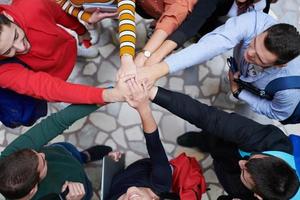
[165,11,300,120]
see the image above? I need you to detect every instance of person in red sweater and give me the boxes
[0,0,128,105]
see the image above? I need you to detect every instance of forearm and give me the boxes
[152,87,284,151]
[148,40,178,64]
[118,0,136,57]
[239,90,299,121]
[143,29,168,53]
[1,104,99,157]
[138,105,157,134]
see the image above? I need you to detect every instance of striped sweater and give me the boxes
[56,0,136,57]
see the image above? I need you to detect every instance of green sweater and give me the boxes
[0,104,99,199]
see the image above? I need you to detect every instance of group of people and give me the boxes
[0,0,299,199]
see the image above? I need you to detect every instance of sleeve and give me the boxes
[155,0,196,35]
[144,129,172,193]
[0,63,105,104]
[118,0,136,57]
[152,87,292,153]
[1,104,99,157]
[167,0,219,45]
[238,89,300,121]
[56,0,92,23]
[164,11,258,73]
[45,0,87,35]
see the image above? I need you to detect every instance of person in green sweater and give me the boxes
[0,76,131,200]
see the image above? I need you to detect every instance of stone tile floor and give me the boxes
[0,0,299,199]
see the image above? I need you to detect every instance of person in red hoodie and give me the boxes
[0,0,132,105]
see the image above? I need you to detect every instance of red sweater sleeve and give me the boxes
[0,63,105,104]
[44,0,86,35]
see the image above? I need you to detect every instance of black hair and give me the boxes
[246,156,299,200]
[264,23,300,65]
[0,149,40,199]
[0,13,12,31]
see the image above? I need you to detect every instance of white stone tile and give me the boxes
[201,155,213,169]
[201,77,220,96]
[49,135,65,144]
[97,61,117,82]
[185,121,201,133]
[129,141,147,155]
[197,98,212,106]
[125,126,144,141]
[6,133,19,144]
[107,102,121,117]
[90,112,117,132]
[112,128,127,148]
[283,124,300,136]
[65,117,87,133]
[161,114,185,143]
[162,142,175,154]
[207,184,224,200]
[83,62,98,76]
[204,169,219,184]
[136,23,147,49]
[125,151,143,166]
[201,193,209,200]
[184,85,200,98]
[105,139,117,150]
[169,77,184,91]
[198,67,209,82]
[99,43,116,58]
[206,55,225,76]
[118,103,141,126]
[95,131,109,145]
[152,111,163,124]
[68,134,77,145]
[0,130,5,145]
[156,76,167,87]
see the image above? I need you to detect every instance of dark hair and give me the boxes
[246,156,299,200]
[0,149,40,199]
[0,13,12,32]
[264,23,300,65]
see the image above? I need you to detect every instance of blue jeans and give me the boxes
[50,142,93,200]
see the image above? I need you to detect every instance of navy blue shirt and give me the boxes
[107,129,172,200]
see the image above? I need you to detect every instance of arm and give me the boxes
[45,0,86,36]
[126,80,172,192]
[136,0,197,67]
[238,89,300,120]
[1,104,99,157]
[55,0,92,23]
[146,0,220,65]
[0,64,105,104]
[164,11,259,74]
[150,86,292,153]
[118,0,136,57]
[117,0,137,77]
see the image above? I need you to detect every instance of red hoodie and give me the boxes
[0,0,105,104]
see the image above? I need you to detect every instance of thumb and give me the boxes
[61,181,68,192]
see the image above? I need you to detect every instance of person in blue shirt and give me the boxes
[136,11,300,122]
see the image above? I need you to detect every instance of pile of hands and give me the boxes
[113,54,157,110]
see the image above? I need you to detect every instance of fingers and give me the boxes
[66,182,85,200]
[61,181,69,192]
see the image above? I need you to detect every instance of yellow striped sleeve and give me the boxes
[118,0,136,57]
[56,0,92,23]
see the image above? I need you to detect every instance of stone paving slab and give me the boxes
[0,1,300,199]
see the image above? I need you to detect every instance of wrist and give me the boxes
[232,87,243,99]
[137,104,152,116]
[103,88,123,103]
[149,87,158,100]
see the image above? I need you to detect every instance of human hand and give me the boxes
[126,78,150,111]
[117,54,137,81]
[108,151,122,162]
[78,31,91,46]
[228,71,240,93]
[61,181,85,200]
[88,8,118,24]
[134,52,148,68]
